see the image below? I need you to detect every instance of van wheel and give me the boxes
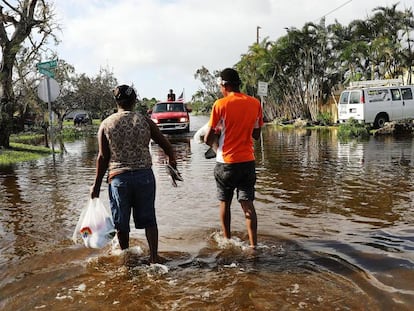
[374,113,388,129]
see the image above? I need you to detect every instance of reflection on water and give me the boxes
[1,117,414,310]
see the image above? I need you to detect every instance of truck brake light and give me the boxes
[360,92,365,104]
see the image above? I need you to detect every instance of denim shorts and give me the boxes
[214,161,256,202]
[108,169,156,231]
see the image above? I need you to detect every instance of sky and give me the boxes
[53,0,413,101]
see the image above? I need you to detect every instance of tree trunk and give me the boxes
[0,122,11,148]
[0,41,18,149]
[0,75,15,149]
[0,65,14,148]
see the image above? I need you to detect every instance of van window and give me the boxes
[367,89,388,102]
[350,91,361,104]
[391,89,401,101]
[339,91,349,104]
[401,88,413,100]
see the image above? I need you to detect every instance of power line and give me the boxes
[314,0,353,22]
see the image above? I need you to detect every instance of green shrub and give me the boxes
[338,118,370,139]
[57,125,99,140]
[317,112,332,126]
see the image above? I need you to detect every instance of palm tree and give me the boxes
[399,7,414,84]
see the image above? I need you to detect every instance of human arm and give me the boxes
[203,125,219,152]
[90,127,110,198]
[146,117,177,167]
[252,102,264,141]
[252,128,261,140]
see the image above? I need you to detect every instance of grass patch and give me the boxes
[3,122,99,165]
[2,121,100,166]
[10,132,44,144]
[0,143,54,166]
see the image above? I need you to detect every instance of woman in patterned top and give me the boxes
[91,84,177,264]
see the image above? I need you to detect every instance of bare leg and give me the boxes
[240,200,257,247]
[117,231,129,250]
[219,200,232,239]
[145,225,162,263]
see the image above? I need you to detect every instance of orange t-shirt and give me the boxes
[208,92,263,163]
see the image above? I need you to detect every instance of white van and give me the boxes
[337,80,414,128]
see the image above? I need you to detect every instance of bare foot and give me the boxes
[150,254,167,264]
[245,245,258,258]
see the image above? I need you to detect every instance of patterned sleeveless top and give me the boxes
[100,111,152,176]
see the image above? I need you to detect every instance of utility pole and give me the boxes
[256,26,261,44]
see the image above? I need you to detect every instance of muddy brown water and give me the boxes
[1,115,414,310]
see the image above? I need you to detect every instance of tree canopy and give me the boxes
[0,0,121,147]
[0,0,61,147]
[1,2,413,149]
[194,3,414,123]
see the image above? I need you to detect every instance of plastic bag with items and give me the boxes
[72,198,116,248]
[193,123,217,159]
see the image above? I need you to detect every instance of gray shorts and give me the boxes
[108,169,157,231]
[214,161,256,202]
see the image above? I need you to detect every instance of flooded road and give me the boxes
[1,115,414,310]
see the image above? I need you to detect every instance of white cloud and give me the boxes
[53,0,413,100]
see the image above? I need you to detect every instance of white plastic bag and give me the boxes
[193,123,209,144]
[72,198,116,248]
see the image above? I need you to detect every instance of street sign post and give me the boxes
[38,77,60,103]
[37,60,57,78]
[37,59,58,70]
[38,68,54,78]
[257,81,268,163]
[36,60,58,159]
[258,81,268,97]
[37,75,60,160]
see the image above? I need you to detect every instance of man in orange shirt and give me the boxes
[204,68,263,248]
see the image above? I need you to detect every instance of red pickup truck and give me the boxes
[149,101,191,133]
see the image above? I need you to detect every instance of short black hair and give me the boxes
[220,68,241,87]
[113,85,137,106]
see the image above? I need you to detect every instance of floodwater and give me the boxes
[1,115,414,310]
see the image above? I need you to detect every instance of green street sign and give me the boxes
[39,68,55,78]
[37,59,57,70]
